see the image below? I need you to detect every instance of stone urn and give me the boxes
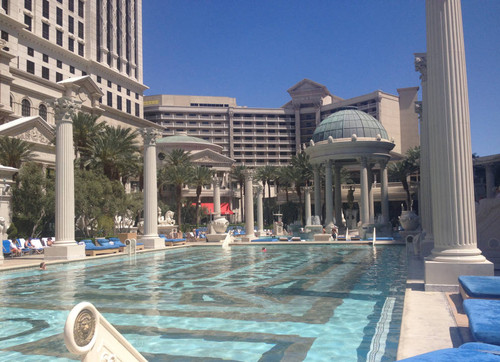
[399,210,420,231]
[212,216,229,234]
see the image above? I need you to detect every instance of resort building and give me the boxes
[144,79,420,167]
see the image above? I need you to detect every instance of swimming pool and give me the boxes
[0,245,407,361]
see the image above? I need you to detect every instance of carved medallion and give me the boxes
[74,308,96,347]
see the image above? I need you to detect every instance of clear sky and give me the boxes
[142,1,500,157]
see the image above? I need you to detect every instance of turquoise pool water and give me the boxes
[0,245,407,361]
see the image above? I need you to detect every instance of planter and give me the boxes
[399,210,420,231]
[117,232,138,243]
[212,217,229,234]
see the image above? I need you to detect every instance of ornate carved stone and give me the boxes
[139,127,161,146]
[74,308,96,347]
[414,54,427,81]
[415,101,423,122]
[16,127,51,145]
[49,97,81,123]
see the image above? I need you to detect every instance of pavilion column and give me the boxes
[313,166,322,220]
[425,0,492,289]
[485,164,495,199]
[139,128,164,249]
[304,186,311,225]
[368,167,375,224]
[243,170,255,240]
[324,161,333,226]
[379,159,390,224]
[415,53,434,244]
[334,163,342,226]
[359,157,370,225]
[256,184,264,235]
[213,176,221,218]
[44,97,85,260]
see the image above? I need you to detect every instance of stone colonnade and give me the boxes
[423,0,492,289]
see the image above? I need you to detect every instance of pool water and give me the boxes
[0,245,407,361]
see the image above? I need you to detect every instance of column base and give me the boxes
[424,259,493,291]
[139,236,165,249]
[44,244,85,260]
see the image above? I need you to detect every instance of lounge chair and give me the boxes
[3,240,16,257]
[80,239,119,257]
[398,343,500,361]
[459,276,500,300]
[159,234,186,246]
[16,238,34,255]
[97,238,124,252]
[107,237,144,251]
[27,238,44,254]
[463,298,500,346]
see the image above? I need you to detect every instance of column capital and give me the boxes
[360,157,368,167]
[415,101,423,122]
[139,127,161,146]
[378,158,389,169]
[414,53,427,81]
[254,184,263,195]
[243,169,254,180]
[212,176,222,187]
[49,97,81,123]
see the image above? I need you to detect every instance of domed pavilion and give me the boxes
[304,107,395,232]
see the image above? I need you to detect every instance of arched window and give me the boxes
[21,99,31,117]
[39,104,47,121]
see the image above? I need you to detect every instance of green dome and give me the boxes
[312,107,389,142]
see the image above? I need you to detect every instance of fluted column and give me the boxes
[139,128,164,249]
[44,97,85,260]
[213,176,221,218]
[380,159,390,224]
[313,166,321,219]
[324,161,333,225]
[368,167,374,224]
[485,164,495,199]
[425,0,492,288]
[415,53,434,239]
[244,170,255,239]
[359,157,369,225]
[304,186,311,226]
[256,185,264,235]
[334,163,342,226]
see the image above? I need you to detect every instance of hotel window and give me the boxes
[78,21,84,38]
[57,60,62,68]
[96,75,101,83]
[135,93,139,100]
[78,42,84,56]
[56,72,63,82]
[68,37,74,52]
[126,89,130,96]
[126,99,131,114]
[135,103,139,117]
[24,15,32,31]
[1,31,8,41]
[43,54,48,63]
[42,67,49,80]
[42,23,49,40]
[68,0,74,12]
[107,80,111,87]
[26,60,34,74]
[1,0,8,14]
[117,85,121,92]
[56,30,63,46]
[57,0,62,3]
[68,16,74,33]
[27,47,34,56]
[39,104,47,121]
[42,0,49,18]
[69,65,75,74]
[117,96,122,111]
[22,99,31,116]
[56,8,63,26]
[24,0,32,11]
[78,0,84,17]
[107,91,112,107]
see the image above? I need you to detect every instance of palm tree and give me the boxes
[190,166,214,225]
[72,112,105,169]
[389,146,420,211]
[276,166,292,202]
[229,165,246,221]
[86,126,141,181]
[290,152,313,223]
[165,149,192,167]
[255,165,275,198]
[0,136,34,168]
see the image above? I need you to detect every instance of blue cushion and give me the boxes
[459,276,500,299]
[464,299,500,345]
[460,342,500,352]
[399,348,500,361]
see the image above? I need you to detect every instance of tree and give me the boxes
[11,162,54,237]
[276,166,292,202]
[255,165,276,199]
[389,146,420,211]
[229,165,247,220]
[0,136,34,168]
[190,166,214,225]
[85,126,141,182]
[289,152,313,224]
[72,112,105,169]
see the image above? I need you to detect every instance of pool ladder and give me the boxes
[125,238,137,255]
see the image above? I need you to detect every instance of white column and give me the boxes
[380,159,390,224]
[324,161,333,225]
[244,170,255,239]
[313,166,321,219]
[359,157,370,225]
[485,164,495,199]
[213,176,221,218]
[334,163,342,227]
[45,97,85,260]
[139,128,164,249]
[425,0,492,289]
[256,185,264,235]
[304,186,311,226]
[368,167,374,224]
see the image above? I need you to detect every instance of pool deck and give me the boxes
[0,240,472,360]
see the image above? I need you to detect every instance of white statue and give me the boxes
[0,217,5,239]
[164,210,175,226]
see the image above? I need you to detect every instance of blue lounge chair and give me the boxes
[398,344,500,361]
[79,239,119,257]
[159,234,186,246]
[107,237,144,250]
[459,275,500,300]
[3,240,16,257]
[16,238,34,255]
[97,238,124,252]
[463,299,500,346]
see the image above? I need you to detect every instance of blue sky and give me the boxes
[142,1,500,157]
